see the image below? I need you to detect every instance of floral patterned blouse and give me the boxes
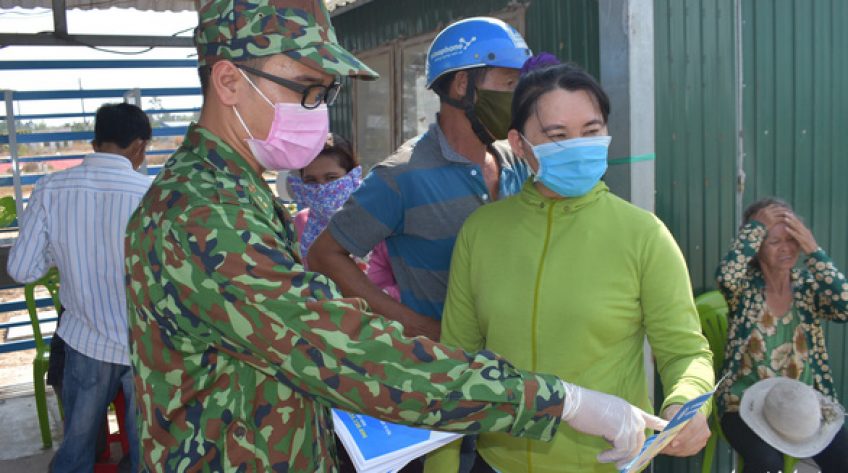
[715,221,848,415]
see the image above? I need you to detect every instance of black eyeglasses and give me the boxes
[235,64,341,109]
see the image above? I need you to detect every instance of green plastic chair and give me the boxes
[25,267,63,449]
[696,290,799,473]
[0,195,16,228]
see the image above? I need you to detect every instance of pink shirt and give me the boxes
[295,209,399,301]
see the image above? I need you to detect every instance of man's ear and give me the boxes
[451,70,469,100]
[210,60,244,106]
[128,138,147,169]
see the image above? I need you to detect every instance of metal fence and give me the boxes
[0,59,201,353]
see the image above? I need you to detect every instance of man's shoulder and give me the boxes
[45,158,148,182]
[372,130,443,173]
[143,149,251,214]
[116,167,154,186]
[29,168,64,189]
[38,161,89,182]
[155,148,217,189]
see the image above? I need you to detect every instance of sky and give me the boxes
[0,6,201,124]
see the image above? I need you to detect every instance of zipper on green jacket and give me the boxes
[527,202,556,471]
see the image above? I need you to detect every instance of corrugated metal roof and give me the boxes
[3,1,195,12]
[327,0,365,12]
[3,0,367,13]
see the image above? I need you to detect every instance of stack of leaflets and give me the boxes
[332,409,462,473]
[620,386,719,473]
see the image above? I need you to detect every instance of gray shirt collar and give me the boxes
[430,117,510,167]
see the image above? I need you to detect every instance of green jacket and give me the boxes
[434,181,714,473]
[124,126,567,473]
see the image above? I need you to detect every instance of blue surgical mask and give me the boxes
[524,135,612,197]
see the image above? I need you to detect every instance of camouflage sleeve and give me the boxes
[716,222,766,309]
[804,249,848,321]
[161,202,564,440]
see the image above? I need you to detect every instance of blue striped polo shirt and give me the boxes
[328,122,529,320]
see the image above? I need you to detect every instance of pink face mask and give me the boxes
[233,71,330,171]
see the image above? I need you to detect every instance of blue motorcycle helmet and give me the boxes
[425,17,531,144]
[425,17,531,88]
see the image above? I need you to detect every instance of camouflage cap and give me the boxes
[195,0,378,80]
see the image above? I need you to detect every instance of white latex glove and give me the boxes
[560,381,668,469]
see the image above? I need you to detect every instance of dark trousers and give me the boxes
[334,436,424,473]
[469,450,498,473]
[46,307,66,399]
[721,412,848,473]
[46,309,111,462]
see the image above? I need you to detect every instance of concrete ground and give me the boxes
[0,380,126,472]
[0,382,61,471]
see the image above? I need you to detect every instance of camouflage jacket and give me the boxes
[125,125,566,473]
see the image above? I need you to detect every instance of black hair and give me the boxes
[509,63,610,133]
[198,56,270,97]
[430,71,457,101]
[741,197,794,228]
[302,133,358,176]
[93,103,152,149]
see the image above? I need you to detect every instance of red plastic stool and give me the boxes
[94,388,129,473]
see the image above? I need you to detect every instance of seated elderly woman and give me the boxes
[426,61,715,473]
[716,198,848,472]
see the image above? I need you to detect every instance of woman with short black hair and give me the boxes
[434,62,715,473]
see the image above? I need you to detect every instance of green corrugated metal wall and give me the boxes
[741,0,848,272]
[524,0,600,79]
[330,0,600,137]
[740,1,848,454]
[655,1,848,472]
[653,6,737,472]
[655,0,738,298]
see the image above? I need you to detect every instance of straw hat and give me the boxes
[740,377,845,458]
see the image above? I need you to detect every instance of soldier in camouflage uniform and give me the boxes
[124,1,665,471]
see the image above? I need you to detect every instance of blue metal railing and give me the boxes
[8,87,201,102]
[8,107,200,122]
[0,59,202,354]
[0,126,189,144]
[0,335,56,354]
[0,59,198,70]
[0,165,165,187]
[0,148,178,164]
[0,298,58,354]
